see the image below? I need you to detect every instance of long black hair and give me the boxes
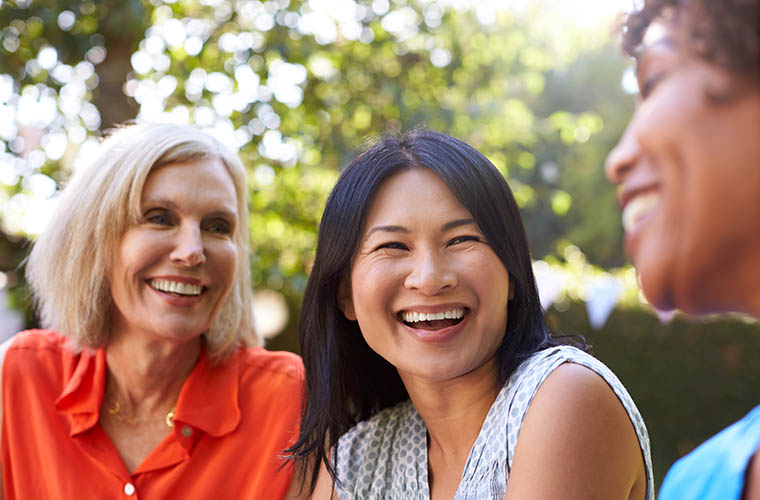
[287,129,558,490]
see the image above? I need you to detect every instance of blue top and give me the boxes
[659,404,760,500]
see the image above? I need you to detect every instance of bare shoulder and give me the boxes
[530,362,625,414]
[505,362,647,500]
[240,346,305,382]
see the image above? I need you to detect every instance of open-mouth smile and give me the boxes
[398,307,468,331]
[148,279,206,297]
[621,191,661,234]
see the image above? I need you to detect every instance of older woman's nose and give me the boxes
[403,251,457,295]
[605,123,641,185]
[170,225,206,267]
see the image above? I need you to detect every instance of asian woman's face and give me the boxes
[605,20,760,315]
[341,168,513,386]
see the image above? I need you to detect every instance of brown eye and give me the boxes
[448,235,480,246]
[376,242,408,251]
[640,72,664,99]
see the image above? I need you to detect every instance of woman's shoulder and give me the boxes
[519,345,640,412]
[1,329,73,377]
[237,346,304,381]
[516,344,599,373]
[500,344,654,499]
[1,330,76,420]
[5,329,69,352]
[507,344,646,436]
[506,344,628,398]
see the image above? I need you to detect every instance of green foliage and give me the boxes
[1,1,637,310]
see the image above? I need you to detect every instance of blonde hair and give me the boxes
[26,123,260,361]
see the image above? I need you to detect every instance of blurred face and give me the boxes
[605,20,760,315]
[108,158,239,345]
[341,168,513,385]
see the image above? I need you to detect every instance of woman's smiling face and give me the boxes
[605,20,760,315]
[108,158,239,344]
[340,167,513,385]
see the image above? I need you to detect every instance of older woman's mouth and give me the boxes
[149,279,203,296]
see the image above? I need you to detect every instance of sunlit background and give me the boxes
[2,0,758,487]
[1,0,640,330]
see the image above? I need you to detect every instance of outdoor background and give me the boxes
[1,0,758,487]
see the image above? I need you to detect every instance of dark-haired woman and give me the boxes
[606,0,759,498]
[289,129,653,499]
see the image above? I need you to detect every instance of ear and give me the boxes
[338,279,357,321]
[508,275,516,301]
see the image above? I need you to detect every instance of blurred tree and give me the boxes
[527,44,635,267]
[0,0,147,129]
[0,0,633,337]
[1,0,149,328]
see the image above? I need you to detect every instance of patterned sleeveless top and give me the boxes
[335,345,654,500]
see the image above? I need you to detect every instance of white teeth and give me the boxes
[622,192,660,233]
[401,308,465,323]
[149,279,202,296]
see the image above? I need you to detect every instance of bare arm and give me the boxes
[505,363,647,500]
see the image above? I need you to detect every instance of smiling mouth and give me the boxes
[399,308,467,331]
[622,192,660,233]
[149,279,205,297]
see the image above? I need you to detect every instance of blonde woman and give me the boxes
[0,123,304,499]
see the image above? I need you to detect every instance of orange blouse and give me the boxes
[1,330,304,499]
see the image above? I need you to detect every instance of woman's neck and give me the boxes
[401,359,501,461]
[399,359,501,499]
[104,331,202,416]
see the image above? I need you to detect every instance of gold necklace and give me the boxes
[165,408,176,428]
[106,399,176,428]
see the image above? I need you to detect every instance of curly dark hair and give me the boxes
[620,0,759,80]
